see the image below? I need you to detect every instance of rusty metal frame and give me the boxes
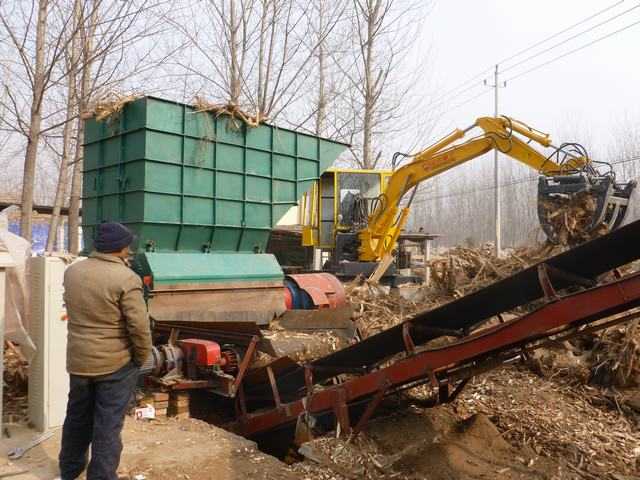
[231,335,258,395]
[234,272,640,438]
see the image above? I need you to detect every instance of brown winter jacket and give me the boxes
[63,252,151,376]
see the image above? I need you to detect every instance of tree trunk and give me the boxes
[315,0,327,136]
[228,0,241,105]
[19,0,49,241]
[68,0,97,255]
[361,1,377,169]
[46,0,82,253]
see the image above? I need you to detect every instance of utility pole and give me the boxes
[493,64,501,257]
[485,64,506,257]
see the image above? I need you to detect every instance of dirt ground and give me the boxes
[0,417,299,480]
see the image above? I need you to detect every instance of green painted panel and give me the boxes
[216,200,243,226]
[184,168,214,197]
[143,162,181,194]
[246,150,271,176]
[139,252,283,284]
[144,193,181,223]
[246,176,270,202]
[123,97,148,131]
[100,166,122,195]
[123,130,146,162]
[146,131,182,163]
[83,170,99,198]
[84,118,104,144]
[273,180,295,202]
[184,110,216,139]
[83,143,101,170]
[102,136,122,167]
[184,197,213,224]
[184,138,214,168]
[101,195,121,221]
[273,129,295,155]
[246,125,271,150]
[273,155,295,180]
[246,203,271,228]
[136,223,181,251]
[298,159,318,179]
[217,117,245,145]
[217,144,243,172]
[176,225,212,251]
[146,97,183,134]
[83,199,97,223]
[82,96,348,254]
[239,230,270,252]
[216,172,243,200]
[298,134,318,160]
[212,227,241,250]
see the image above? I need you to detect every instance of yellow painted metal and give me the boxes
[357,116,589,261]
[301,168,393,249]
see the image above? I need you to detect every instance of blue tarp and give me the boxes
[9,221,70,254]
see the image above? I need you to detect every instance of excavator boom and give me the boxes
[358,116,636,262]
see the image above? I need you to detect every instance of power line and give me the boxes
[501,2,640,74]
[429,0,630,108]
[448,89,492,112]
[505,17,640,83]
[429,68,492,108]
[498,0,626,66]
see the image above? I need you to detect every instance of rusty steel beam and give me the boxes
[235,272,640,438]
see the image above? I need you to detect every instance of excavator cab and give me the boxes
[536,143,636,245]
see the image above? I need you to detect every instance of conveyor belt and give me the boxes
[236,270,640,440]
[245,219,640,400]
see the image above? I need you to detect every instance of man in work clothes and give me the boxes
[58,222,151,480]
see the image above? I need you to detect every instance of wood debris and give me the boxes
[192,96,266,128]
[87,92,141,122]
[539,191,609,245]
[3,342,28,425]
[448,366,640,477]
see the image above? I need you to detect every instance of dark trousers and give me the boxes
[59,361,139,480]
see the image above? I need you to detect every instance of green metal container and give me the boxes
[82,96,347,253]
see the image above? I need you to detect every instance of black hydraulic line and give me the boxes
[244,218,640,400]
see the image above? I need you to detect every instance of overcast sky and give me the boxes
[419,0,640,152]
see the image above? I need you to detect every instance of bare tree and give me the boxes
[45,0,82,253]
[334,0,425,169]
[171,0,343,123]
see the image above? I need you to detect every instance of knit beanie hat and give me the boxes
[94,222,135,253]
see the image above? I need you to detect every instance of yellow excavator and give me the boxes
[301,116,636,277]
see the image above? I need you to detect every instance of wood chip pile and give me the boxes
[450,367,640,477]
[291,435,400,480]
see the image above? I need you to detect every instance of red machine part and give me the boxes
[286,273,346,309]
[179,338,222,367]
[283,285,293,310]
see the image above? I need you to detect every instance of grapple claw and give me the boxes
[538,174,636,245]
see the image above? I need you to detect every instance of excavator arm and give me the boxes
[358,116,635,261]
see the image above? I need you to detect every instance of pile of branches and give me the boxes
[87,92,141,122]
[428,243,561,297]
[193,96,266,128]
[346,278,429,338]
